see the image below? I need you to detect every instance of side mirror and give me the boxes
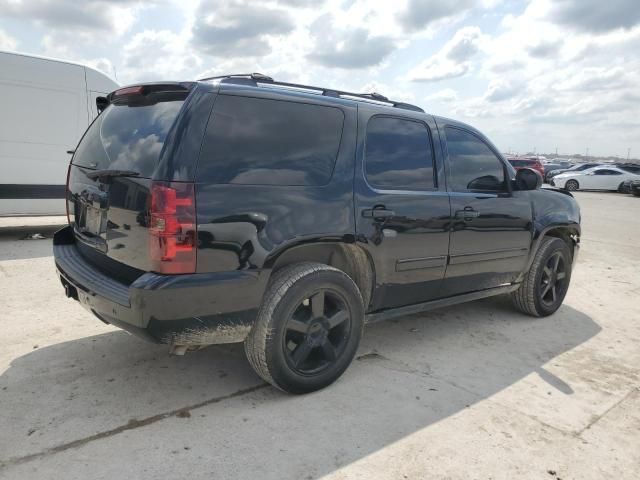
[515,168,542,191]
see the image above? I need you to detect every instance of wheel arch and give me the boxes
[264,241,375,311]
[518,224,580,282]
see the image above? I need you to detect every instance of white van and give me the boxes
[0,51,119,216]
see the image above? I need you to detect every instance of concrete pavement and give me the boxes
[0,191,638,479]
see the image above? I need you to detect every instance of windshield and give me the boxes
[72,100,185,178]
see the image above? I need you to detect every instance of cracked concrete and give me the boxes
[1,191,639,479]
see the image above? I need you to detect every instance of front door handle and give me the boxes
[455,209,480,219]
[362,208,395,219]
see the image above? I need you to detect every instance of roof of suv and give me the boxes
[199,73,425,113]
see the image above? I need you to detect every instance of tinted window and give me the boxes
[595,169,621,175]
[73,100,185,178]
[446,127,506,192]
[364,117,435,190]
[198,95,344,185]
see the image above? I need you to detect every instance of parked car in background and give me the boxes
[618,164,640,175]
[550,166,640,191]
[0,50,118,216]
[543,161,573,181]
[507,157,545,178]
[53,74,580,394]
[547,162,603,180]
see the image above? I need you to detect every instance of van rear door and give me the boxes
[67,83,194,276]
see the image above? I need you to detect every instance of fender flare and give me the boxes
[518,223,580,281]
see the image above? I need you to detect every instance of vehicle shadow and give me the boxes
[0,298,600,478]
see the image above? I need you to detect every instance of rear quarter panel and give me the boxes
[194,92,358,273]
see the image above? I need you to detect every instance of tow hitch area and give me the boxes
[61,279,78,301]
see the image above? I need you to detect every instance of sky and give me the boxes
[1,0,639,158]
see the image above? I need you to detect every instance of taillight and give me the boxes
[65,163,72,225]
[149,181,197,274]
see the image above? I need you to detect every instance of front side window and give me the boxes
[445,127,506,192]
[197,95,344,186]
[364,116,435,190]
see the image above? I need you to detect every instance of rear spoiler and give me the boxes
[96,82,195,113]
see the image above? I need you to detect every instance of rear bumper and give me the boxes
[53,226,268,345]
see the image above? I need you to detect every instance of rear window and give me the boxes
[197,95,344,186]
[72,100,185,178]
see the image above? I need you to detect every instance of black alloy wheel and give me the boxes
[539,251,567,307]
[511,237,573,317]
[282,289,351,376]
[244,262,364,394]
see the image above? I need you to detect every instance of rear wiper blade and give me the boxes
[85,169,141,181]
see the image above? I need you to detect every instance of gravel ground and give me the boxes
[0,191,638,479]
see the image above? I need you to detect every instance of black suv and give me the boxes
[54,74,580,394]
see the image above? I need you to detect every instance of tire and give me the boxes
[564,179,579,191]
[244,262,364,394]
[633,190,640,197]
[511,237,573,317]
[617,182,628,194]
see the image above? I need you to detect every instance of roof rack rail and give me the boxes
[198,73,424,113]
[198,72,274,82]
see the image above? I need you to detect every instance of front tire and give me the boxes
[511,237,572,317]
[244,262,364,394]
[564,179,579,191]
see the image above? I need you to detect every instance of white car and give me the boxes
[551,166,640,192]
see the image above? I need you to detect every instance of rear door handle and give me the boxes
[455,209,480,219]
[362,208,395,219]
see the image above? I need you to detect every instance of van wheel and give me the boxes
[511,237,572,317]
[244,262,364,394]
[564,180,579,191]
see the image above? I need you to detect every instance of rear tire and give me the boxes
[564,179,579,191]
[511,237,572,317]
[244,262,364,394]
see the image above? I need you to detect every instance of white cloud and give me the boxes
[122,30,202,83]
[549,0,640,33]
[426,88,459,103]
[191,0,295,57]
[397,0,478,32]
[0,0,148,35]
[408,26,485,82]
[2,0,640,157]
[307,14,397,69]
[0,29,18,50]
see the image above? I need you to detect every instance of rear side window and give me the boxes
[445,127,506,192]
[197,95,344,186]
[72,100,185,178]
[364,116,435,190]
